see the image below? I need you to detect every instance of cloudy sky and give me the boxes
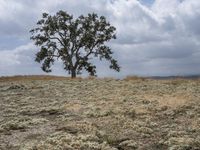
[0,0,200,78]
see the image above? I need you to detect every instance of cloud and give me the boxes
[0,0,200,77]
[0,43,39,76]
[0,43,67,76]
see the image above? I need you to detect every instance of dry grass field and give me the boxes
[0,76,200,150]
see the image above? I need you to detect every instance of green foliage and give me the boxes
[30,10,120,78]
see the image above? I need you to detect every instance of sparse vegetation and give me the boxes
[0,76,200,149]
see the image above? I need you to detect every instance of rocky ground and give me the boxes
[0,76,200,150]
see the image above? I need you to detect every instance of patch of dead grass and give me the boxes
[123,75,146,81]
[143,94,191,108]
[64,103,83,112]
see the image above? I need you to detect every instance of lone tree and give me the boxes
[30,10,120,78]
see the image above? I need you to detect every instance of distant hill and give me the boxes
[149,75,200,80]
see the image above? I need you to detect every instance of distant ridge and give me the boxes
[149,75,200,80]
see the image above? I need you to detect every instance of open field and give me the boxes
[0,76,200,150]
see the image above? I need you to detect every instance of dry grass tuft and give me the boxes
[123,75,146,81]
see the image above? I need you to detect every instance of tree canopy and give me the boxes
[30,10,120,78]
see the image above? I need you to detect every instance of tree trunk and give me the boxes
[71,69,76,78]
